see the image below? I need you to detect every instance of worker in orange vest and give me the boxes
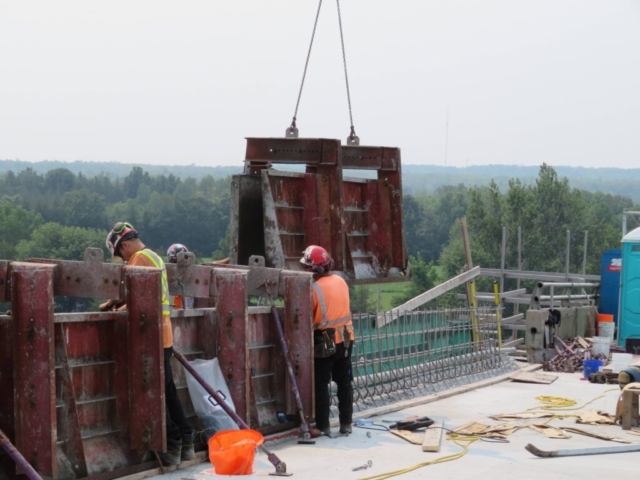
[105,222,194,465]
[300,245,354,435]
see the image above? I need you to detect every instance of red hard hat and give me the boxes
[300,245,333,270]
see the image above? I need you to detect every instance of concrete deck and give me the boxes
[150,365,639,480]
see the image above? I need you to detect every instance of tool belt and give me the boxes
[314,328,336,358]
[313,326,353,358]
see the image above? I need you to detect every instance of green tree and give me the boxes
[60,189,107,229]
[15,222,108,261]
[349,285,376,314]
[392,253,439,306]
[0,199,43,259]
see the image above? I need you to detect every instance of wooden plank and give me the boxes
[390,429,422,445]
[423,421,444,452]
[510,371,558,384]
[500,313,525,325]
[502,338,524,348]
[377,267,480,327]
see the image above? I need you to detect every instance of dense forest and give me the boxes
[0,162,637,312]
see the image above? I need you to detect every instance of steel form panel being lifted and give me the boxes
[0,250,314,480]
[230,137,409,284]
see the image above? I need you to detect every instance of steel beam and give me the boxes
[0,261,9,302]
[11,262,57,478]
[25,252,122,299]
[125,266,165,452]
[214,269,250,425]
[283,276,313,418]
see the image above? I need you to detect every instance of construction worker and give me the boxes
[300,245,354,435]
[105,222,194,465]
[166,243,194,309]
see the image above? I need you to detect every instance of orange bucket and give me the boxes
[597,314,613,322]
[208,429,264,475]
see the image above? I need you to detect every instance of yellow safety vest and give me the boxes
[136,249,171,316]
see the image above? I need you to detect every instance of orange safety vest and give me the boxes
[311,273,354,344]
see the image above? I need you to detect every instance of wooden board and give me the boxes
[510,371,558,384]
[390,429,423,445]
[423,421,444,452]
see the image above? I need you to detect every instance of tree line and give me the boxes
[0,166,231,262]
[1,163,636,313]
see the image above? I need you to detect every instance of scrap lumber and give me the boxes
[509,371,558,384]
[422,422,443,452]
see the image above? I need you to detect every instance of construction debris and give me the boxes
[526,443,640,458]
[561,427,636,444]
[542,336,609,373]
[576,411,617,425]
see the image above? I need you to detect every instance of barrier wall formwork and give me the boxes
[230,138,408,284]
[0,250,313,480]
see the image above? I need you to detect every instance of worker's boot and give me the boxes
[339,424,352,435]
[181,433,195,461]
[159,442,182,466]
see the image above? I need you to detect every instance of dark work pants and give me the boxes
[165,347,193,448]
[314,342,353,430]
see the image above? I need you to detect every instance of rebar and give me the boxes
[331,306,507,414]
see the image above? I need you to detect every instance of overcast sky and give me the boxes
[1,1,639,168]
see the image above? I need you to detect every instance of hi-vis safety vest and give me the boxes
[311,274,354,344]
[135,249,171,316]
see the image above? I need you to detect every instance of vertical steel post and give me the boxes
[11,262,56,478]
[283,275,314,419]
[565,230,571,280]
[125,266,165,452]
[583,231,588,275]
[500,227,506,299]
[214,269,250,424]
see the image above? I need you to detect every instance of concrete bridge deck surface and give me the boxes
[150,366,638,480]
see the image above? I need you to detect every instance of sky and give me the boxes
[1,0,639,168]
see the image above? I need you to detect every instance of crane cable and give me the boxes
[287,0,359,144]
[287,0,323,138]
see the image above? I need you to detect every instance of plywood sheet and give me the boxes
[510,371,558,384]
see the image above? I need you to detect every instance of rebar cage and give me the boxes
[335,306,515,413]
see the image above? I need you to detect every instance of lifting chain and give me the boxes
[286,0,359,145]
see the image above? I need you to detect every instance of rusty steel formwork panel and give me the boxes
[230,137,409,284]
[0,250,314,480]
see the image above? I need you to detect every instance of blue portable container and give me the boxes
[600,249,621,325]
[618,228,640,346]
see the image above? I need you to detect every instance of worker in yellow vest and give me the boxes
[300,245,354,435]
[105,222,194,465]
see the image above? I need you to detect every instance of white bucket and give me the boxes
[598,321,615,343]
[592,336,610,358]
[201,469,257,480]
[611,353,633,373]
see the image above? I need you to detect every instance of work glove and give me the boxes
[99,298,123,311]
